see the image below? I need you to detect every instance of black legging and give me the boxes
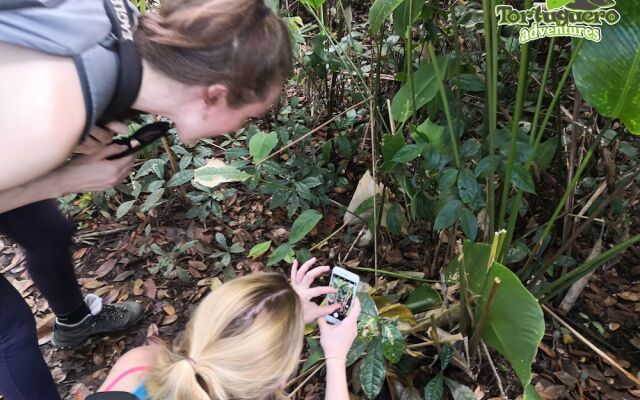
[0,200,84,400]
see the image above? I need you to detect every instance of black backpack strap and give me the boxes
[86,392,140,400]
[98,0,142,125]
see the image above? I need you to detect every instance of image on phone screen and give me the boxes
[327,275,357,321]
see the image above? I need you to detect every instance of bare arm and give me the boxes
[0,43,86,192]
[0,144,135,213]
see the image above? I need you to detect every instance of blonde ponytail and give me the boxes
[145,273,304,400]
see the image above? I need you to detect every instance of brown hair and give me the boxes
[145,273,304,400]
[135,0,292,107]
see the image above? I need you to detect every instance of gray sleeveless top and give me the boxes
[0,0,138,136]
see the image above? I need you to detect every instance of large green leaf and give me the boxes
[404,285,441,312]
[391,58,449,122]
[369,0,405,34]
[266,243,293,266]
[289,209,323,244]
[479,262,544,400]
[249,131,278,162]
[360,338,386,399]
[573,1,640,134]
[392,0,423,36]
[193,165,251,188]
[423,373,444,400]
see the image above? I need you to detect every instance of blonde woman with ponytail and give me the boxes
[0,0,294,398]
[98,259,361,400]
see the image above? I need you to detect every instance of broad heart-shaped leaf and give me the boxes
[573,1,640,134]
[546,0,572,10]
[478,262,545,400]
[434,199,462,230]
[360,338,386,399]
[266,243,293,266]
[391,57,449,122]
[290,209,322,244]
[423,373,444,400]
[249,131,278,163]
[248,241,271,258]
[380,319,404,363]
[369,0,405,34]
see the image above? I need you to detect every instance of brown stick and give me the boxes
[470,277,500,359]
[542,304,640,386]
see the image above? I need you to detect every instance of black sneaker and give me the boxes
[52,294,143,349]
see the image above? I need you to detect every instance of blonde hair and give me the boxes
[134,0,292,107]
[145,273,304,400]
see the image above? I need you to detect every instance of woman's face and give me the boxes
[174,84,282,144]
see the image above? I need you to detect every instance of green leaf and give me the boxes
[358,292,379,319]
[135,159,165,179]
[424,373,444,400]
[512,164,536,194]
[535,136,559,171]
[573,1,638,134]
[360,338,386,399]
[476,261,544,398]
[290,209,322,244]
[116,200,136,219]
[249,131,278,162]
[346,338,368,366]
[414,118,446,147]
[443,377,475,400]
[300,0,325,8]
[391,58,449,122]
[392,0,423,36]
[266,243,293,266]
[296,248,313,264]
[404,285,441,313]
[302,348,324,372]
[545,0,572,10]
[382,133,406,162]
[440,344,454,369]
[140,189,165,212]
[434,199,462,230]
[458,73,486,92]
[167,169,194,187]
[249,241,272,258]
[380,320,404,363]
[386,203,405,236]
[459,208,478,241]
[457,168,479,206]
[193,165,251,188]
[369,0,405,34]
[392,144,422,163]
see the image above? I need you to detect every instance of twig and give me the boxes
[287,362,325,398]
[257,96,372,165]
[75,226,135,239]
[542,304,640,386]
[470,278,500,359]
[339,227,366,265]
[310,222,348,251]
[406,333,464,349]
[482,341,506,397]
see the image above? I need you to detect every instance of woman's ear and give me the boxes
[203,84,229,107]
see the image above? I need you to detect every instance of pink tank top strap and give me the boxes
[103,365,153,392]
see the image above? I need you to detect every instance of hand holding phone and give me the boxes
[325,267,360,325]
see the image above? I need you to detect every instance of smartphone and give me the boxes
[325,267,360,324]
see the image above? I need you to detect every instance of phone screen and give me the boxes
[327,274,357,321]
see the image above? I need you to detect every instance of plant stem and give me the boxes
[406,0,416,118]
[427,43,461,169]
[497,19,531,233]
[347,265,439,283]
[470,277,500,359]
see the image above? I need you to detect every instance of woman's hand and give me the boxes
[53,144,136,194]
[75,122,129,155]
[317,297,361,361]
[290,258,341,324]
